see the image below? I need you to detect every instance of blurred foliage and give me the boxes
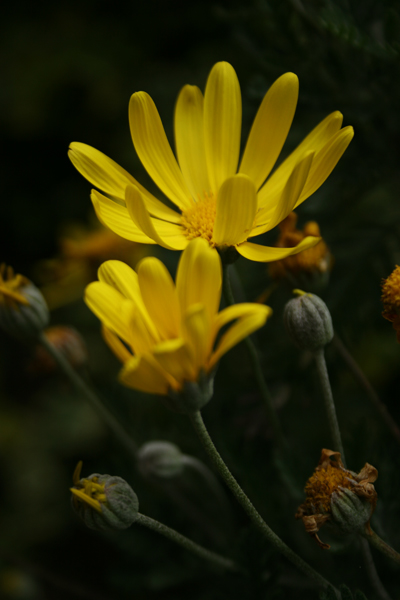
[1,0,400,598]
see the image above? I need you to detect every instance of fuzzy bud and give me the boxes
[331,487,374,534]
[137,441,185,479]
[0,269,50,342]
[284,290,333,352]
[71,462,139,532]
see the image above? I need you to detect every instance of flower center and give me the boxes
[303,463,354,514]
[180,193,216,244]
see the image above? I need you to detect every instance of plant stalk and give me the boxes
[189,410,336,592]
[135,513,241,573]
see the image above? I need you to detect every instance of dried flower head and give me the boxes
[29,326,88,374]
[381,265,400,342]
[296,449,378,549]
[268,213,333,282]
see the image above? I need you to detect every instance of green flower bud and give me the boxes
[71,462,139,532]
[163,369,215,414]
[137,441,185,479]
[0,265,50,341]
[284,290,333,352]
[331,487,374,534]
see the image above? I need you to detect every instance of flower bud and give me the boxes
[29,326,88,374]
[0,265,49,341]
[163,370,215,414]
[71,462,139,532]
[284,290,333,352]
[331,487,374,534]
[137,441,185,479]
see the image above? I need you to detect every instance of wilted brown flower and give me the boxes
[296,449,378,549]
[29,326,88,374]
[381,265,400,342]
[268,212,333,281]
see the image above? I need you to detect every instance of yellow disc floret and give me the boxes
[303,462,353,514]
[180,194,216,244]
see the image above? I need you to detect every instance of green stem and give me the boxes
[333,333,400,446]
[189,410,336,592]
[222,264,288,457]
[362,529,400,568]
[135,512,242,573]
[314,349,346,463]
[359,537,393,600]
[39,332,137,460]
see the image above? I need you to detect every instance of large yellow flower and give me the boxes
[69,62,354,262]
[85,238,271,398]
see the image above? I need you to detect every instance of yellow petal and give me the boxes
[176,238,222,324]
[239,73,299,190]
[295,126,354,206]
[91,190,156,244]
[97,260,159,339]
[204,62,242,194]
[153,338,196,383]
[182,304,211,373]
[174,85,211,200]
[212,174,257,246]
[98,259,140,300]
[102,325,132,363]
[209,304,271,370]
[257,111,344,207]
[253,151,314,234]
[119,354,173,395]
[129,92,193,210]
[125,185,188,250]
[84,282,135,347]
[137,257,181,339]
[213,302,272,333]
[69,142,180,222]
[236,236,321,262]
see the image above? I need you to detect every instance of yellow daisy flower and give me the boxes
[85,238,271,402]
[69,62,354,262]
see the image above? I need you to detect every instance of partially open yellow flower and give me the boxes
[85,238,271,399]
[69,62,353,262]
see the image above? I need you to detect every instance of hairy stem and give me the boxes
[39,332,137,460]
[135,513,241,573]
[189,410,336,592]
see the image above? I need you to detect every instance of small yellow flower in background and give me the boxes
[69,61,353,262]
[381,265,400,342]
[85,238,271,399]
[296,449,378,549]
[37,221,145,310]
[268,212,333,280]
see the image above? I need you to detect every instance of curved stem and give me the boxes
[363,529,400,568]
[333,333,400,446]
[359,537,393,600]
[222,264,288,457]
[189,410,336,592]
[314,349,346,464]
[135,513,242,573]
[39,332,137,460]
